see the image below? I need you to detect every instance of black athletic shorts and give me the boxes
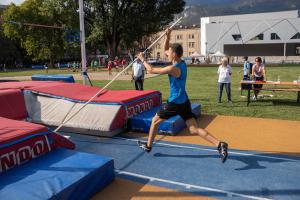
[157,99,195,122]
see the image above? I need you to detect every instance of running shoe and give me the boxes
[228,100,233,103]
[218,142,228,163]
[137,140,152,153]
[253,96,257,101]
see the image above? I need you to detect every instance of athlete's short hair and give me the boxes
[170,43,183,58]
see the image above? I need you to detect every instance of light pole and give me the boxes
[205,42,208,64]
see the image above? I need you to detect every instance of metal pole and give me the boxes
[284,43,286,66]
[54,17,183,133]
[79,0,87,85]
[205,42,208,64]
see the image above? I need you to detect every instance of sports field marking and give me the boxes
[114,137,300,163]
[115,169,272,200]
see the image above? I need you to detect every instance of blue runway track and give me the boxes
[62,133,300,200]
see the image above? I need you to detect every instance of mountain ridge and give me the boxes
[179,0,300,24]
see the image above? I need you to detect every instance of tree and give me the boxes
[0,24,21,67]
[118,34,159,58]
[84,0,185,60]
[2,0,79,68]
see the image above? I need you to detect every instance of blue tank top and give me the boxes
[168,61,188,104]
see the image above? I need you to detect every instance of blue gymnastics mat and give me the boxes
[0,148,114,200]
[131,103,201,136]
[31,75,75,83]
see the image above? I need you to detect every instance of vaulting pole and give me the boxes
[54,17,183,132]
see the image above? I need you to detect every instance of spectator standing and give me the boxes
[192,57,195,64]
[100,57,104,70]
[131,59,145,90]
[57,62,60,71]
[217,59,233,103]
[67,62,70,71]
[122,58,128,74]
[98,58,102,71]
[86,61,89,71]
[238,56,251,78]
[108,60,112,75]
[252,57,267,101]
[76,61,80,72]
[4,64,7,73]
[114,57,120,75]
[91,60,94,71]
[73,61,76,72]
[263,57,266,64]
[105,57,108,67]
[44,62,48,74]
[94,60,98,71]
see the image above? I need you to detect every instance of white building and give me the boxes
[201,10,300,60]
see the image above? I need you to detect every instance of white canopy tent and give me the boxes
[189,52,206,64]
[189,52,205,57]
[210,51,227,64]
[211,51,227,57]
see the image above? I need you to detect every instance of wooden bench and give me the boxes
[239,81,300,106]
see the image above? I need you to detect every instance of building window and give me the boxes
[156,44,161,49]
[189,52,194,56]
[291,32,300,39]
[177,35,183,40]
[271,33,281,40]
[250,33,264,41]
[157,52,160,58]
[189,34,194,39]
[189,42,195,48]
[232,34,242,41]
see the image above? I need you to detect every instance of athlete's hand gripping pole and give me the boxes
[54,17,183,133]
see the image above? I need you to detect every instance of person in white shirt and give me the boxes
[217,58,233,103]
[131,59,145,90]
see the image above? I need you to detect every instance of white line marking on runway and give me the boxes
[114,137,300,163]
[115,169,273,200]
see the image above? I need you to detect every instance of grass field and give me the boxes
[2,64,300,121]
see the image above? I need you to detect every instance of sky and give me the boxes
[1,0,25,5]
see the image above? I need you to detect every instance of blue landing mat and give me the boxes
[0,148,114,200]
[62,133,300,200]
[131,103,201,136]
[31,75,75,83]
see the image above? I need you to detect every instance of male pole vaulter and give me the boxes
[137,28,228,163]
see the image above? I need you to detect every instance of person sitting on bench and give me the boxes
[252,57,267,101]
